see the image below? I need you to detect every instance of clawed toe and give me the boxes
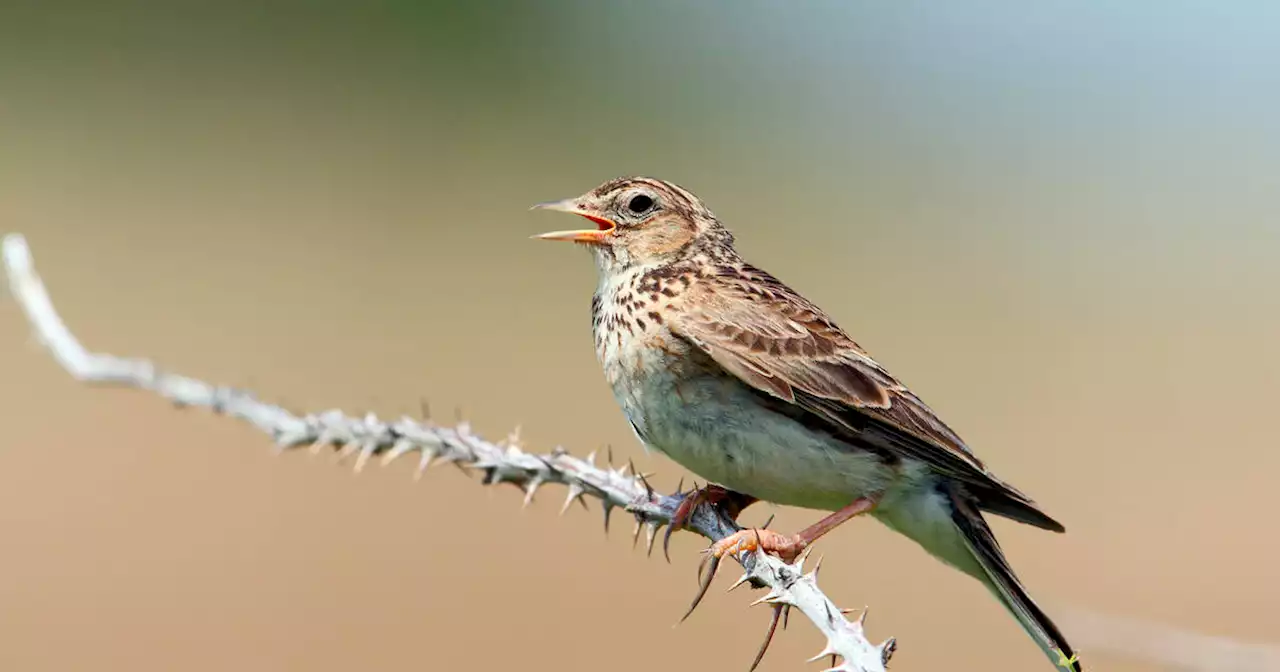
[680,526,807,627]
[662,483,757,562]
[708,528,805,563]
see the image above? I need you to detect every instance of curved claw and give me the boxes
[662,523,677,563]
[664,485,704,563]
[662,504,690,563]
[748,603,786,672]
[680,552,721,623]
[664,484,760,563]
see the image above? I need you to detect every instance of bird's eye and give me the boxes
[627,194,655,214]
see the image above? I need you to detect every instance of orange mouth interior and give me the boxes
[581,214,614,231]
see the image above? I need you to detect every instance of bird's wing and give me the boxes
[669,263,1061,530]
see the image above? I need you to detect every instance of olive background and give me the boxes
[1,3,1277,671]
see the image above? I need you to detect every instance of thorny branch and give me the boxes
[2,234,893,672]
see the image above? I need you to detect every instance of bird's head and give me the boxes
[531,176,735,271]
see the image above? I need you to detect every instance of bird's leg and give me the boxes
[679,495,880,626]
[663,482,758,562]
[707,495,879,563]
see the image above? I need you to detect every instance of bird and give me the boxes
[531,176,1081,671]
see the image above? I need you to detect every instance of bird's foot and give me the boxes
[680,496,878,627]
[709,527,806,563]
[710,495,879,563]
[680,527,801,626]
[662,483,757,562]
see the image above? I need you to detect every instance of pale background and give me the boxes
[1,3,1277,671]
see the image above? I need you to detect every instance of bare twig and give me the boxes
[2,233,892,672]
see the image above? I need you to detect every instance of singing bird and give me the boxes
[532,176,1080,671]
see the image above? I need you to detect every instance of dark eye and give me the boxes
[627,194,654,214]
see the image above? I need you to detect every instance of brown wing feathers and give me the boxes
[671,264,1065,533]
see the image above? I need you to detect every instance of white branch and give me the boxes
[3,233,892,672]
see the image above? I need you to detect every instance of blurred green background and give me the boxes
[1,2,1277,670]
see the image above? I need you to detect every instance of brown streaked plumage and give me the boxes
[532,176,1081,671]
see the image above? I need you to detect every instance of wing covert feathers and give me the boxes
[669,263,1064,532]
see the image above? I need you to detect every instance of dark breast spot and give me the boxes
[646,264,682,280]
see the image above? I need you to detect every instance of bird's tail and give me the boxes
[948,489,1082,671]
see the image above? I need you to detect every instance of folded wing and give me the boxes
[670,263,1064,532]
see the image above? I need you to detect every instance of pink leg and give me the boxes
[708,495,878,562]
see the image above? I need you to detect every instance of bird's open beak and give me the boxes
[529,198,616,244]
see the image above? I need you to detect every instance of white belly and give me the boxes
[614,356,900,512]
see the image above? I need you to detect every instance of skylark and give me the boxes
[532,176,1081,671]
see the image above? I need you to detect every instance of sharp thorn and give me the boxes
[794,545,815,571]
[761,513,776,530]
[607,445,614,466]
[747,603,785,672]
[880,638,897,665]
[726,572,752,593]
[782,605,791,630]
[632,521,643,549]
[644,523,659,557]
[522,480,541,509]
[858,606,869,626]
[806,647,838,664]
[354,441,379,473]
[602,505,613,535]
[676,476,685,494]
[413,449,437,480]
[381,439,416,467]
[585,450,597,466]
[636,470,655,498]
[560,484,585,516]
[679,553,720,624]
[333,441,357,463]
